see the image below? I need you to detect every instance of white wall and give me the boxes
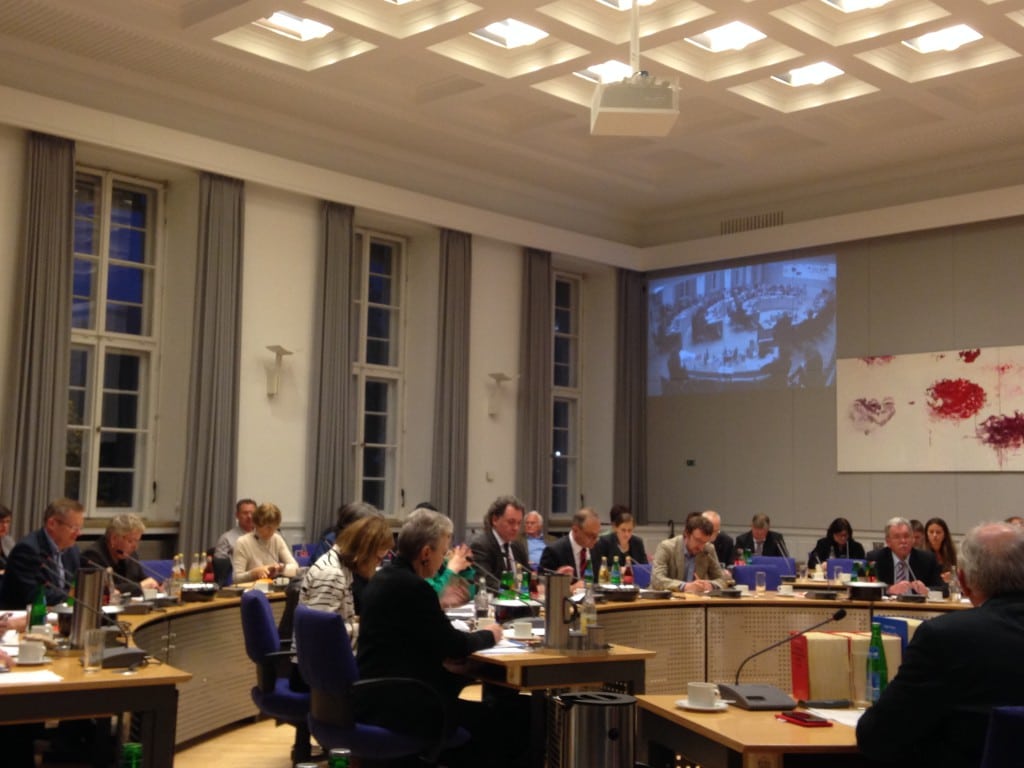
[236,184,320,531]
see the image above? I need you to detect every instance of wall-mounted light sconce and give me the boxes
[487,372,513,417]
[266,345,293,398]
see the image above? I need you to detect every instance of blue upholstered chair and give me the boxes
[293,604,469,764]
[749,555,796,576]
[980,705,1024,768]
[631,563,653,588]
[732,563,782,591]
[240,590,312,763]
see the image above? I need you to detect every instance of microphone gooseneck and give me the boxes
[734,608,847,685]
[115,550,167,585]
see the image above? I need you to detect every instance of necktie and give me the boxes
[755,540,763,556]
[895,558,908,583]
[579,548,587,579]
[503,542,513,572]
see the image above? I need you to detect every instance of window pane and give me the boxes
[364,414,387,444]
[75,217,99,256]
[553,399,569,427]
[97,471,134,507]
[72,259,97,330]
[66,428,88,469]
[369,242,393,280]
[104,353,140,390]
[362,478,384,509]
[365,380,389,413]
[69,348,90,388]
[368,273,392,305]
[107,265,144,304]
[105,303,143,335]
[551,486,567,517]
[367,306,391,342]
[68,390,88,426]
[99,431,136,468]
[109,226,147,264]
[552,456,568,485]
[555,279,572,309]
[111,187,149,231]
[554,307,572,334]
[363,446,386,478]
[102,393,138,429]
[553,428,569,456]
[64,470,81,501]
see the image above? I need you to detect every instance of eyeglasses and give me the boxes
[55,518,82,533]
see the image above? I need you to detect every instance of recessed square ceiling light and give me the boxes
[771,61,844,86]
[820,0,890,12]
[253,11,333,42]
[685,21,766,53]
[471,19,549,49]
[594,0,656,11]
[574,60,634,84]
[902,24,982,53]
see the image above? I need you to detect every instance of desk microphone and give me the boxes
[71,567,148,669]
[718,608,847,711]
[776,535,791,560]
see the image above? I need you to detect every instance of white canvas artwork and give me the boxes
[837,346,1024,472]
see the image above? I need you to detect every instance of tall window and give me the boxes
[353,232,404,511]
[67,170,162,513]
[552,274,581,516]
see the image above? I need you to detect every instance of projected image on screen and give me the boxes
[648,254,836,395]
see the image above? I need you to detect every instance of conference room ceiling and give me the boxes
[2,0,1024,246]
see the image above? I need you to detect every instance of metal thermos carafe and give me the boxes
[544,573,578,649]
[70,566,105,648]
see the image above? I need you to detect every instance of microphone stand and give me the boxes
[717,608,848,710]
[115,549,168,586]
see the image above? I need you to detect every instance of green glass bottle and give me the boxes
[610,556,621,586]
[29,584,47,627]
[328,747,352,768]
[867,622,888,704]
[119,741,142,768]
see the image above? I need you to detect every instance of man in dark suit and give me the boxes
[0,498,84,609]
[539,507,602,586]
[858,521,1024,767]
[733,514,789,558]
[702,510,734,565]
[867,517,943,595]
[468,495,530,591]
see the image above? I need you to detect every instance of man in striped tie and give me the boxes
[868,517,942,596]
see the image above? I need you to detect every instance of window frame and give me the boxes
[351,229,406,513]
[551,272,582,518]
[67,167,164,516]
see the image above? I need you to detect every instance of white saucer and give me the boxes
[17,656,52,666]
[675,697,728,712]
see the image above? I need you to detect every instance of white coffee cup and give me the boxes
[778,584,794,595]
[142,587,158,600]
[927,590,944,602]
[840,572,853,584]
[18,639,46,664]
[28,623,53,639]
[512,620,533,639]
[688,681,721,708]
[734,584,749,593]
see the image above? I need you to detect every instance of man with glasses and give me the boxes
[81,513,160,597]
[540,507,602,589]
[867,516,942,596]
[0,497,84,609]
[652,512,728,593]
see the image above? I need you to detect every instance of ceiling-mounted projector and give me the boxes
[590,71,679,137]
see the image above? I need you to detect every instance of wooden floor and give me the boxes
[175,717,299,768]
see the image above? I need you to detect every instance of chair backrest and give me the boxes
[213,555,233,586]
[824,558,865,577]
[732,563,782,590]
[631,563,653,588]
[981,706,1024,768]
[293,604,360,697]
[141,559,174,583]
[749,555,795,576]
[241,589,281,663]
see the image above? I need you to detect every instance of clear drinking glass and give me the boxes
[755,570,767,596]
[83,628,106,672]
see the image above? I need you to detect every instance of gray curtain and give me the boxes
[1,133,75,532]
[307,202,357,541]
[613,268,648,520]
[180,173,244,556]
[515,248,552,513]
[431,229,472,540]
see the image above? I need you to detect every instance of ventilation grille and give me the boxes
[720,210,784,235]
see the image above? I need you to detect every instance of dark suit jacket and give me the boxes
[593,532,647,566]
[80,540,146,597]
[808,536,866,567]
[734,530,789,558]
[0,528,81,609]
[712,532,734,565]
[540,534,596,580]
[357,557,495,709]
[867,546,942,588]
[857,592,1024,767]
[468,529,529,590]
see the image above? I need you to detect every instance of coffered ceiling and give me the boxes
[1,0,1023,246]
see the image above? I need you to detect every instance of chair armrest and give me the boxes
[255,649,297,691]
